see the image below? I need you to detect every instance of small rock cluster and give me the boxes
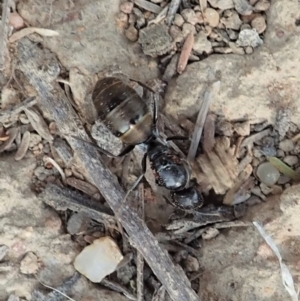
[116,0,270,77]
[202,110,300,206]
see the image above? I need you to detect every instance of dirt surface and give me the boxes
[1,0,300,301]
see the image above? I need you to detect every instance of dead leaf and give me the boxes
[24,108,53,142]
[15,131,30,161]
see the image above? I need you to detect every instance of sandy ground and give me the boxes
[1,0,300,300]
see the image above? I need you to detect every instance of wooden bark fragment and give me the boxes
[17,38,201,301]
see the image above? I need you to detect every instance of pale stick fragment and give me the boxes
[9,27,59,43]
[187,81,220,164]
[240,128,271,148]
[137,183,145,301]
[134,0,162,14]
[43,156,66,183]
[15,131,30,161]
[0,0,10,71]
[253,222,299,301]
[199,0,208,13]
[148,5,170,25]
[33,273,80,301]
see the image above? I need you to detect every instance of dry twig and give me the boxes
[137,183,145,301]
[0,0,10,71]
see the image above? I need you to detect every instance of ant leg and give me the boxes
[115,153,147,215]
[166,135,189,141]
[117,145,135,157]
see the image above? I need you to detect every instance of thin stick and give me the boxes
[137,183,145,301]
[0,0,10,71]
[187,82,220,164]
[166,0,181,25]
[17,38,200,301]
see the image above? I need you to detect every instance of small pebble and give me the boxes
[125,25,139,42]
[84,235,97,244]
[115,12,128,30]
[216,119,233,136]
[29,133,42,148]
[245,46,254,54]
[67,212,90,235]
[251,15,267,34]
[221,10,242,30]
[34,166,54,181]
[9,12,25,29]
[208,0,235,10]
[183,255,200,272]
[19,113,30,124]
[236,28,263,48]
[283,155,298,166]
[128,13,136,25]
[169,25,184,42]
[182,23,196,37]
[195,11,204,24]
[204,8,220,28]
[277,149,285,157]
[234,0,253,16]
[193,32,212,54]
[279,139,294,152]
[65,168,73,177]
[260,183,273,195]
[256,162,280,187]
[0,245,9,261]
[277,175,291,185]
[251,186,266,200]
[240,23,252,30]
[253,148,262,158]
[44,212,62,230]
[204,25,213,36]
[173,13,184,27]
[234,121,250,136]
[229,42,245,55]
[120,2,134,14]
[202,227,220,240]
[45,175,56,183]
[74,237,124,283]
[48,121,57,134]
[181,9,197,25]
[227,29,239,40]
[20,252,41,274]
[252,158,260,167]
[254,0,270,11]
[271,185,283,195]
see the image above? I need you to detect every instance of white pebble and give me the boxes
[256,162,280,187]
[74,236,123,283]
